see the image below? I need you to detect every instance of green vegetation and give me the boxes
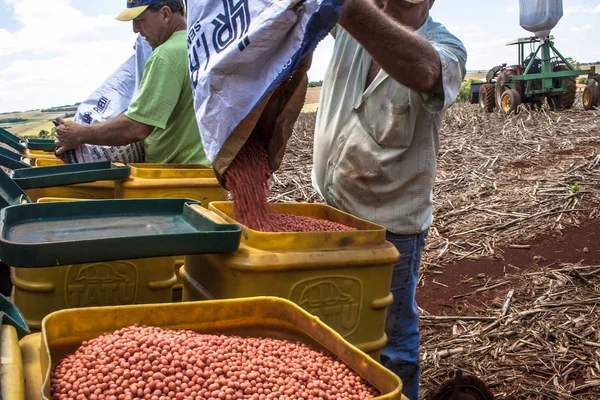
[571,182,581,194]
[0,117,27,124]
[38,129,51,139]
[456,79,483,103]
[578,78,590,85]
[41,106,78,112]
[308,81,323,87]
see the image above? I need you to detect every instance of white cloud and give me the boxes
[0,0,137,112]
[570,24,594,32]
[0,0,122,58]
[0,40,135,113]
[564,5,600,15]
[564,6,582,14]
[444,24,516,70]
[506,6,516,13]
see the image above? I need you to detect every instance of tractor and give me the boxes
[471,0,600,114]
[476,36,599,114]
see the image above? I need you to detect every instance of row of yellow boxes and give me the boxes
[28,158,227,204]
[10,153,398,360]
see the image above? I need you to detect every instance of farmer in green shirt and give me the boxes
[55,0,208,165]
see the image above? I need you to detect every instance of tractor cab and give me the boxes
[506,36,552,74]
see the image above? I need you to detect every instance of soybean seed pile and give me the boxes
[269,214,356,232]
[51,324,379,400]
[224,137,354,233]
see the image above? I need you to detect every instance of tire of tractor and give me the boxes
[583,84,599,111]
[495,69,522,108]
[547,64,577,110]
[501,89,521,115]
[479,83,496,112]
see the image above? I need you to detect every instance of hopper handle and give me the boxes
[188,204,230,225]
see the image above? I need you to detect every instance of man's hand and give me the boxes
[54,118,87,156]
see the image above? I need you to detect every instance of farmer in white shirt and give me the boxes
[312,0,467,398]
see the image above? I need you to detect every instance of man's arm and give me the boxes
[54,115,153,155]
[339,1,442,94]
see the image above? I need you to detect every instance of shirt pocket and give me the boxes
[358,92,412,148]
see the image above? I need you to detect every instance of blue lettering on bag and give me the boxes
[188,0,252,88]
[93,96,110,114]
[212,0,250,53]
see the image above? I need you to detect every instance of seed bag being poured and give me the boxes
[187,0,344,183]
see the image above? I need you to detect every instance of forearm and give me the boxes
[339,1,441,93]
[81,115,152,146]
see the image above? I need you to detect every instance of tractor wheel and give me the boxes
[583,84,599,111]
[547,64,577,110]
[495,69,522,108]
[501,89,521,114]
[479,83,495,112]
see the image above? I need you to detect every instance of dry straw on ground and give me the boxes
[269,111,318,204]
[420,263,600,399]
[273,101,600,398]
[425,102,600,269]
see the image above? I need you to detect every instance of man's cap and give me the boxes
[115,0,165,22]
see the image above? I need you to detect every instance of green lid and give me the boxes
[0,148,31,170]
[0,293,30,339]
[0,169,30,208]
[0,127,26,153]
[0,198,242,267]
[12,161,131,189]
[25,139,56,152]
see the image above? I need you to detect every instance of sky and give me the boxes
[1,0,599,113]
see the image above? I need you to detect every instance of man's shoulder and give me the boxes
[422,17,461,45]
[145,32,187,75]
[152,31,187,59]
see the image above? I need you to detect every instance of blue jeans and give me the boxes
[380,230,428,400]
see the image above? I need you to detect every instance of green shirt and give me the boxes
[126,31,209,165]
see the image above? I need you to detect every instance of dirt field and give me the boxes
[0,109,74,137]
[304,86,322,105]
[465,71,487,81]
[275,97,600,399]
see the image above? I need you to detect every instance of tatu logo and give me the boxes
[65,262,138,308]
[290,276,363,338]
